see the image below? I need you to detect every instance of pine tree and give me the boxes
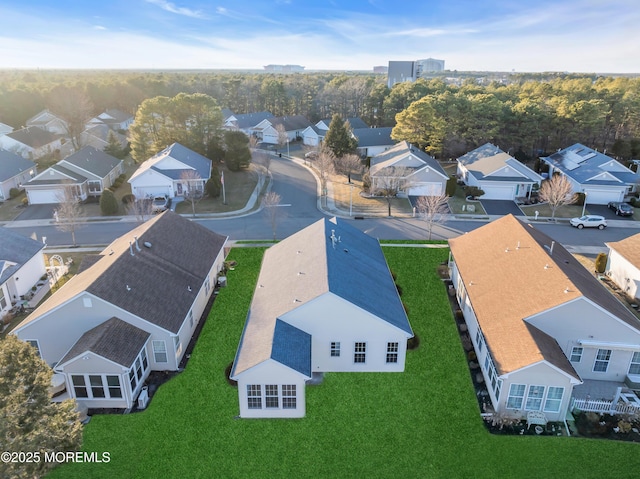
[99,188,119,215]
[0,335,82,479]
[323,114,357,158]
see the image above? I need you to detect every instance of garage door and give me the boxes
[584,188,623,205]
[26,188,61,204]
[407,183,443,196]
[480,184,515,200]
[133,185,172,199]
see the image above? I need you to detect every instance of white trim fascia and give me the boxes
[578,339,640,351]
[230,357,311,381]
[55,346,143,371]
[500,360,582,384]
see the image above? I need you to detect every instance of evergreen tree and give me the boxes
[224,130,251,171]
[323,114,357,158]
[99,189,119,215]
[103,131,125,159]
[0,335,82,479]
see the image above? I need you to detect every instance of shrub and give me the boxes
[224,362,237,387]
[445,176,457,196]
[205,175,221,198]
[574,192,586,206]
[9,187,22,199]
[22,197,28,206]
[407,334,420,350]
[100,189,119,215]
[595,252,608,274]
[466,186,485,199]
[118,173,126,181]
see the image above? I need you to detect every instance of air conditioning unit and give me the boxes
[137,387,149,409]
[217,276,227,288]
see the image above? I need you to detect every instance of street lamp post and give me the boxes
[349,182,354,216]
[581,192,588,217]
[286,139,290,157]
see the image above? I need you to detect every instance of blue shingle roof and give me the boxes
[543,143,640,185]
[0,227,44,286]
[353,127,394,147]
[271,319,311,376]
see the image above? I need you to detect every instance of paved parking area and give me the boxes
[16,204,57,221]
[480,200,524,216]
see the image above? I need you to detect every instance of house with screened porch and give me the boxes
[448,215,640,423]
[230,217,413,418]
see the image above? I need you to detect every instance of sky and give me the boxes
[1,0,639,73]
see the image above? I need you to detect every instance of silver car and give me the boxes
[569,215,607,229]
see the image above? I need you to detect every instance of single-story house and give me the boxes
[449,214,640,422]
[0,227,47,318]
[128,143,211,199]
[606,232,640,301]
[0,149,37,201]
[541,144,640,205]
[81,124,128,151]
[302,118,370,147]
[24,146,123,204]
[231,217,413,418]
[26,109,68,135]
[456,143,542,200]
[224,111,274,135]
[0,126,63,160]
[369,141,449,197]
[250,115,312,144]
[352,127,395,157]
[87,109,134,131]
[14,211,228,410]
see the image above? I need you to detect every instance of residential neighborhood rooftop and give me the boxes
[0,149,36,182]
[606,232,640,269]
[0,227,45,286]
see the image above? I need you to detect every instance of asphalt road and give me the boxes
[3,156,639,251]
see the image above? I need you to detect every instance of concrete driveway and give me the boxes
[480,200,524,216]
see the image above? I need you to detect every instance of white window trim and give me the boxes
[506,383,525,410]
[70,373,125,400]
[152,340,168,363]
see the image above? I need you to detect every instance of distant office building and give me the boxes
[373,65,388,74]
[387,61,416,88]
[263,64,305,73]
[415,58,445,74]
[387,58,445,88]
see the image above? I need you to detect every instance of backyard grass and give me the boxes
[49,246,640,479]
[331,175,413,216]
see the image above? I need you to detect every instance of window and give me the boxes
[629,352,640,375]
[72,375,88,398]
[174,336,182,359]
[25,340,41,358]
[135,357,143,381]
[544,387,564,413]
[593,349,612,372]
[247,385,262,409]
[189,310,194,329]
[331,342,341,357]
[475,329,484,353]
[386,342,399,363]
[525,385,545,411]
[89,375,106,398]
[88,180,101,193]
[141,348,148,371]
[107,376,122,398]
[265,385,279,408]
[570,347,583,363]
[0,287,6,310]
[506,384,525,409]
[129,369,137,391]
[354,342,366,363]
[153,340,167,363]
[204,277,211,295]
[282,385,296,409]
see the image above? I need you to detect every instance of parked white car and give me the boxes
[570,215,607,229]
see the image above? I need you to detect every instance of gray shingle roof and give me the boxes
[352,127,394,147]
[26,164,88,186]
[0,226,44,286]
[58,317,150,367]
[233,111,274,129]
[7,126,58,148]
[16,211,227,334]
[370,140,446,178]
[62,146,122,178]
[542,143,640,185]
[131,143,211,182]
[268,115,312,131]
[458,143,541,183]
[0,149,36,182]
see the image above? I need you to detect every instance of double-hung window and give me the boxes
[570,347,583,363]
[247,385,262,409]
[386,342,398,363]
[525,385,545,411]
[593,349,611,372]
[506,384,525,409]
[331,342,340,357]
[265,385,279,408]
[543,387,564,413]
[629,352,640,375]
[282,385,296,409]
[354,342,366,363]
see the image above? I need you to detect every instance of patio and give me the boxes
[572,379,640,415]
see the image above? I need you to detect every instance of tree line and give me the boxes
[1,70,640,161]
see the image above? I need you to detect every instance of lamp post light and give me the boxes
[286,138,290,157]
[581,191,588,217]
[349,182,354,216]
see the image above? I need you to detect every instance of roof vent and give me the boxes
[144,242,152,248]
[129,242,135,256]
[187,286,192,292]
[544,264,549,270]
[134,236,141,252]
[505,247,510,253]
[126,285,131,291]
[564,287,570,294]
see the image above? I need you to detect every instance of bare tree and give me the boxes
[253,149,272,174]
[54,184,84,247]
[315,148,336,205]
[127,198,153,223]
[181,170,204,217]
[276,124,289,155]
[538,174,577,219]
[334,153,363,183]
[370,166,414,217]
[47,85,94,152]
[248,135,260,150]
[262,191,284,240]
[416,193,450,240]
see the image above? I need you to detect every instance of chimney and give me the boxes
[134,236,141,252]
[549,241,555,256]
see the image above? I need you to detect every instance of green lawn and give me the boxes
[50,247,640,478]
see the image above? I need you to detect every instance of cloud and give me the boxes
[145,0,207,19]
[93,25,107,31]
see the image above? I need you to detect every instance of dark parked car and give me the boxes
[607,201,634,216]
